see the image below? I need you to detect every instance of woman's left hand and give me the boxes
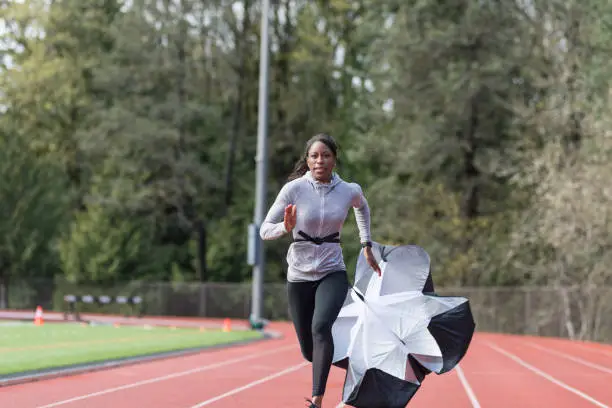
[363,247,382,276]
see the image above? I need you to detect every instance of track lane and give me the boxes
[406,369,476,407]
[189,362,353,407]
[491,334,612,406]
[525,335,612,368]
[36,348,304,408]
[1,324,611,408]
[188,361,311,407]
[524,342,612,375]
[460,335,600,408]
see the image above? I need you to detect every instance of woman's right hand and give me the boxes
[284,204,296,232]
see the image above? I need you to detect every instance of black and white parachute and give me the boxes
[331,242,475,408]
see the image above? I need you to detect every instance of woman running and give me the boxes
[260,133,381,408]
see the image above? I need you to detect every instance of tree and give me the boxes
[354,1,535,285]
[506,0,612,340]
[0,130,72,307]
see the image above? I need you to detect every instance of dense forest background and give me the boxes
[1,0,611,295]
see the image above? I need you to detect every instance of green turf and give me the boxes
[0,322,263,376]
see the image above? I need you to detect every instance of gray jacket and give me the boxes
[260,171,371,282]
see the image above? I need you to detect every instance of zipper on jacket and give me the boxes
[315,187,325,275]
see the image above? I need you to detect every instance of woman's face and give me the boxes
[307,141,336,182]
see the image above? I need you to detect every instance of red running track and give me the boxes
[1,321,611,408]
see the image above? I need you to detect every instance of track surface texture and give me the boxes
[1,312,611,408]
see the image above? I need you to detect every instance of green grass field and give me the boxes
[0,321,263,376]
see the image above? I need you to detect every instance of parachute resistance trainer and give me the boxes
[331,243,475,408]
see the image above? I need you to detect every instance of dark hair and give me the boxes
[287,133,338,181]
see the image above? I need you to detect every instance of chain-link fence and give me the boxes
[2,278,610,343]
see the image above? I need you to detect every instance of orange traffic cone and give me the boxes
[34,306,44,326]
[222,318,231,332]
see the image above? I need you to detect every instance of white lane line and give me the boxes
[525,342,612,375]
[37,344,297,408]
[188,361,309,407]
[455,364,481,408]
[486,342,610,408]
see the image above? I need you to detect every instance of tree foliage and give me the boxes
[0,0,611,298]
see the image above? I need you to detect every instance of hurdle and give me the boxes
[63,294,144,321]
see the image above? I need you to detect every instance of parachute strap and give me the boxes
[379,245,400,262]
[294,230,340,245]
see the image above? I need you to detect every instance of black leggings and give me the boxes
[287,271,349,396]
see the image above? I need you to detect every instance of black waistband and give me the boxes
[293,230,340,245]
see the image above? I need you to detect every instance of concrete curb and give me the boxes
[0,329,283,388]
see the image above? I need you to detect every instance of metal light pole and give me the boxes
[249,0,271,327]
